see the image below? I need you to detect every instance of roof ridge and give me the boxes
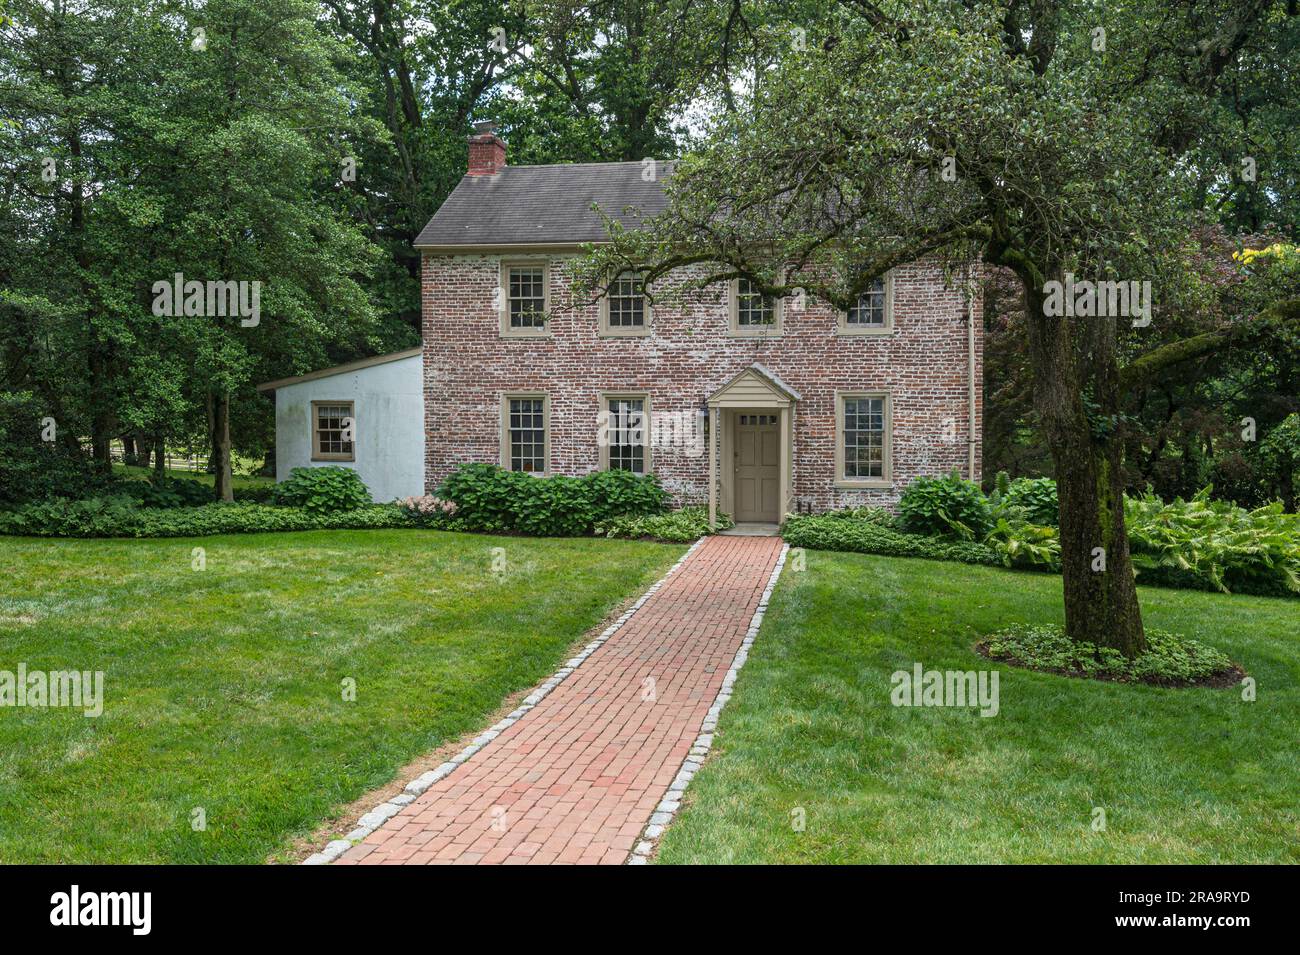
[490,159,678,170]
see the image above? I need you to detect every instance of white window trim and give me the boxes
[837,270,896,336]
[598,272,651,338]
[598,391,652,473]
[834,390,892,488]
[728,277,783,337]
[500,392,550,475]
[499,260,552,339]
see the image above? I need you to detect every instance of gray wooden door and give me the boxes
[734,413,780,522]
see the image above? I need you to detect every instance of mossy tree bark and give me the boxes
[1023,278,1147,656]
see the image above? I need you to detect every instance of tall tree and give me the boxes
[1,0,385,498]
[576,0,1300,655]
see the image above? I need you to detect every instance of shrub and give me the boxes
[980,624,1237,686]
[437,463,667,536]
[898,472,993,539]
[984,517,1061,569]
[232,483,276,505]
[1125,488,1299,597]
[0,498,410,538]
[782,513,1002,566]
[821,505,897,527]
[596,506,732,542]
[121,477,215,508]
[0,392,108,504]
[0,495,145,537]
[272,466,371,514]
[1000,476,1059,525]
[398,495,459,528]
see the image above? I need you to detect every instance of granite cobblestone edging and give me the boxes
[302,537,707,866]
[626,542,790,865]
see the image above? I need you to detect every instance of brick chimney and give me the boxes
[467,120,506,176]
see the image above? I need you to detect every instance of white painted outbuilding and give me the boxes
[257,347,424,502]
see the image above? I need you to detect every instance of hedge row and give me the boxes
[0,498,411,538]
[782,514,1005,566]
[595,506,731,543]
[437,463,667,536]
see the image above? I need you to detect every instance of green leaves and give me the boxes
[435,463,667,537]
[982,624,1236,686]
[595,506,731,542]
[271,466,372,514]
[1124,487,1300,597]
[898,472,994,540]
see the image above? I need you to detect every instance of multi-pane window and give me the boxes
[312,401,354,461]
[847,277,886,327]
[842,396,885,479]
[506,265,547,330]
[735,278,776,328]
[606,272,646,329]
[506,397,546,473]
[606,397,647,473]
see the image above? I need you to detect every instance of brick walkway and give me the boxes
[334,535,784,865]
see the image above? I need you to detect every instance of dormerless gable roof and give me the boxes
[414,161,673,249]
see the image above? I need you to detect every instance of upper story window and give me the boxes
[839,270,894,335]
[501,394,548,473]
[312,401,354,462]
[600,271,649,337]
[500,262,550,337]
[730,277,781,336]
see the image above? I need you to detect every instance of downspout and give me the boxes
[967,276,977,481]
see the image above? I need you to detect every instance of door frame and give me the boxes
[721,408,782,522]
[707,365,800,531]
[711,403,794,529]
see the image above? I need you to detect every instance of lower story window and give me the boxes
[312,401,354,461]
[838,394,888,483]
[605,396,647,473]
[504,395,547,473]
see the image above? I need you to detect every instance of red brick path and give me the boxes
[334,535,784,865]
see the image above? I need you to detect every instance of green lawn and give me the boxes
[112,463,274,488]
[657,550,1299,864]
[0,530,684,863]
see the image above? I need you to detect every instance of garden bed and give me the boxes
[975,624,1245,688]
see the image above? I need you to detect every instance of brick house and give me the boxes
[417,124,981,528]
[263,123,982,527]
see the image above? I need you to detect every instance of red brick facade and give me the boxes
[422,253,982,512]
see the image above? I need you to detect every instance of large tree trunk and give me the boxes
[153,433,166,482]
[135,431,151,471]
[212,391,234,502]
[1023,278,1147,657]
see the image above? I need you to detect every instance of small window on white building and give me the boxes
[312,401,354,461]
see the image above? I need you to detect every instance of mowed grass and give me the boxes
[657,550,1299,864]
[0,530,684,863]
[111,463,273,488]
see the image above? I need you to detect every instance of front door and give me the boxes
[734,412,780,522]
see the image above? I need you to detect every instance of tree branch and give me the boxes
[1119,297,1300,394]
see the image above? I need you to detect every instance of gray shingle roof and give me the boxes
[414,161,673,247]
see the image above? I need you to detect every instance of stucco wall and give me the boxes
[273,355,424,502]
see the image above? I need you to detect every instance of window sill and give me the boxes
[499,330,553,340]
[836,326,895,337]
[312,456,356,463]
[834,478,892,490]
[727,328,783,338]
[598,328,651,339]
